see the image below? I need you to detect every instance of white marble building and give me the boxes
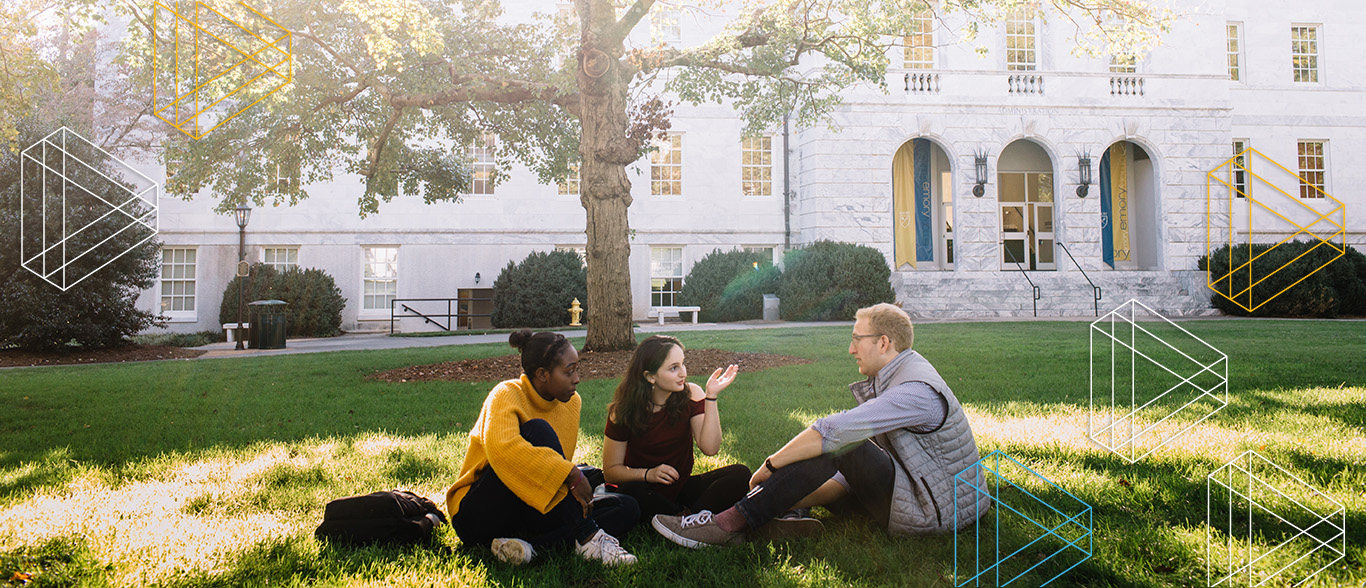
[137,0,1366,333]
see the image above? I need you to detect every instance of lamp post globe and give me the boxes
[234,203,252,350]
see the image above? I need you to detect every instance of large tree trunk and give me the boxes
[577,0,639,352]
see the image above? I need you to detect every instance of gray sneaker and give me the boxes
[651,510,744,548]
[752,512,824,541]
[490,537,534,565]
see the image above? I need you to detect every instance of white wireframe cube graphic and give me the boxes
[1089,299,1228,463]
[19,127,159,291]
[1207,451,1346,587]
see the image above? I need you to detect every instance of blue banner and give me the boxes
[914,138,933,263]
[1099,150,1114,268]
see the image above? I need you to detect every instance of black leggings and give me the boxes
[735,440,894,530]
[453,419,639,548]
[614,463,752,522]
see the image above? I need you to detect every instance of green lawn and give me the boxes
[0,321,1362,587]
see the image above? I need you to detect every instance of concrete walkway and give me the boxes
[195,320,848,359]
[193,312,1278,360]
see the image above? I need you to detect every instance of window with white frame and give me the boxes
[1226,23,1242,81]
[558,163,580,196]
[1005,7,1037,71]
[556,245,588,268]
[269,161,297,193]
[160,247,196,315]
[1297,140,1326,198]
[903,10,933,69]
[651,134,682,196]
[741,136,772,197]
[651,7,681,47]
[262,247,298,271]
[650,246,683,307]
[1291,25,1319,83]
[556,4,578,63]
[363,246,399,311]
[165,155,191,196]
[1232,140,1249,199]
[743,245,777,265]
[1109,54,1136,73]
[469,133,496,195]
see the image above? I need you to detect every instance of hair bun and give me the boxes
[508,329,534,350]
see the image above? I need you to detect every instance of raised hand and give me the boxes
[705,364,739,398]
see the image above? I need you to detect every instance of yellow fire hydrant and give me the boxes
[568,298,584,326]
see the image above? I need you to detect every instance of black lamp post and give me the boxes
[234,202,252,350]
[972,154,989,197]
[1077,155,1093,197]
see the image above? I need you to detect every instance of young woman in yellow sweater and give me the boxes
[445,330,638,566]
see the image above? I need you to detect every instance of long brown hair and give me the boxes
[608,335,690,437]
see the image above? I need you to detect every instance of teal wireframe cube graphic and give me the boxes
[955,451,1093,587]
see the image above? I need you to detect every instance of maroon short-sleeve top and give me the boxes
[604,398,706,499]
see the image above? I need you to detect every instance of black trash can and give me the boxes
[248,300,288,349]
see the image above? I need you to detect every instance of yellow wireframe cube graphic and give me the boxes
[152,0,292,139]
[1205,148,1346,312]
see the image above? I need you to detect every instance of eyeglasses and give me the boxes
[851,333,884,344]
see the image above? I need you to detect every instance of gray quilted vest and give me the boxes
[850,349,991,535]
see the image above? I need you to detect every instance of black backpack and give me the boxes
[315,490,447,546]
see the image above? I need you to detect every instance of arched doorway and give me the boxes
[1100,141,1158,269]
[997,140,1055,271]
[892,138,954,270]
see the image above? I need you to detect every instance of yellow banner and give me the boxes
[1110,143,1131,262]
[893,142,916,268]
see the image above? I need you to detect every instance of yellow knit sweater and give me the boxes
[445,375,580,516]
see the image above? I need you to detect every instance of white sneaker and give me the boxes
[575,529,637,566]
[490,537,534,565]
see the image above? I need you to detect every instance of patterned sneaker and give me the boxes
[490,537,534,565]
[575,530,637,566]
[651,510,744,548]
[752,510,824,541]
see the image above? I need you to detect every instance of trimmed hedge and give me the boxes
[491,250,588,328]
[779,241,895,321]
[678,249,780,322]
[1199,240,1366,317]
[219,264,347,337]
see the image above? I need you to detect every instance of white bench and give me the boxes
[223,323,250,343]
[647,306,701,325]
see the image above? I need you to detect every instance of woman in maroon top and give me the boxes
[603,335,752,523]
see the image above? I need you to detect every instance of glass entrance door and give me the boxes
[998,172,1056,270]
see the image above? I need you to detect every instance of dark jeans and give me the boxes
[614,463,752,522]
[453,419,639,548]
[735,440,894,530]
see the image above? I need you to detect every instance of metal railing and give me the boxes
[1055,241,1102,316]
[1002,243,1041,317]
[388,297,493,334]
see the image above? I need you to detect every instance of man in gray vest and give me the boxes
[652,303,989,546]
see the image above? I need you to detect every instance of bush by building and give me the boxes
[0,121,163,352]
[219,264,347,337]
[678,249,781,322]
[1199,241,1366,318]
[491,250,588,328]
[778,241,895,321]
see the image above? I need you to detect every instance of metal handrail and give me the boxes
[389,297,493,334]
[1002,243,1040,317]
[1054,241,1102,316]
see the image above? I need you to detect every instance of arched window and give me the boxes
[997,140,1055,271]
[892,138,954,270]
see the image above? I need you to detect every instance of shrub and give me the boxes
[0,121,163,352]
[778,241,895,321]
[219,264,347,337]
[1198,240,1366,317]
[491,250,588,328]
[131,330,224,347]
[678,249,781,322]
